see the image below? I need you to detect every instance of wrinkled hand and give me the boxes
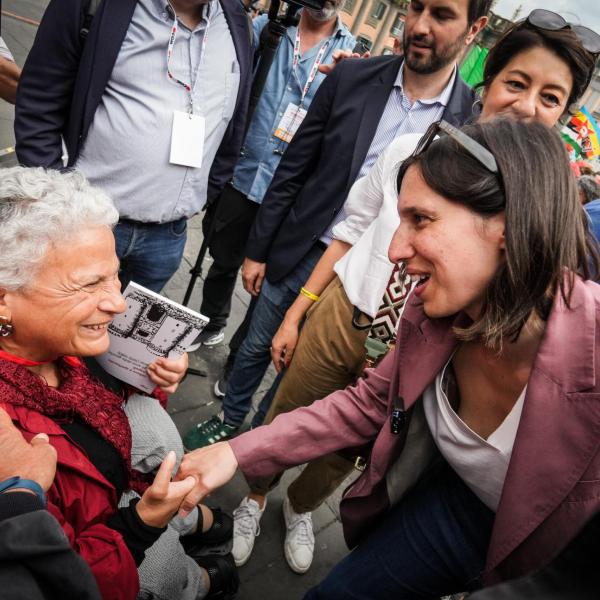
[242,258,266,296]
[318,49,370,75]
[271,319,300,373]
[0,406,57,492]
[175,442,238,517]
[136,451,197,528]
[147,353,188,394]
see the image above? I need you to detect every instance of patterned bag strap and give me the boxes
[363,263,413,368]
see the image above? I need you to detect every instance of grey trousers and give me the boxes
[123,394,209,600]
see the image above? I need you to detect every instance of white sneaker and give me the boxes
[232,496,266,567]
[282,496,315,574]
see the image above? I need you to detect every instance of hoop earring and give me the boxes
[0,316,14,337]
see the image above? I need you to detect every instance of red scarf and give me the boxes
[0,355,149,492]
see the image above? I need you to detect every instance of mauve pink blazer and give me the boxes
[230,276,600,585]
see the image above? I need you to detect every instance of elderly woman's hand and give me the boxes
[136,451,197,528]
[147,353,188,394]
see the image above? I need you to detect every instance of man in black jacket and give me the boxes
[187,0,489,444]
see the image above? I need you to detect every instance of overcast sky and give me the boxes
[493,0,600,31]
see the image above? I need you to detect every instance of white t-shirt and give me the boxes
[423,358,526,511]
[332,133,422,318]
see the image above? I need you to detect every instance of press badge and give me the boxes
[170,111,205,168]
[273,102,307,144]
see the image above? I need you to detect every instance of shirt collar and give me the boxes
[158,0,216,24]
[395,61,457,108]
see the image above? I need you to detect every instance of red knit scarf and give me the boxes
[0,357,149,492]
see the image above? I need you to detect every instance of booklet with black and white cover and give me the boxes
[96,282,209,393]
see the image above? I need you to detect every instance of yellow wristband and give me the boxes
[300,287,320,302]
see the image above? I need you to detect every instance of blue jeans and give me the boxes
[304,460,495,599]
[114,218,187,293]
[222,245,324,427]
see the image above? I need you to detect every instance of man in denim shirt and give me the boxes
[194,1,354,348]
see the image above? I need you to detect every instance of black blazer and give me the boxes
[15,0,253,205]
[246,55,477,283]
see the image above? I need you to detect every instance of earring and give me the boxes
[0,316,13,337]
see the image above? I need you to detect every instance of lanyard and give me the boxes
[166,3,212,114]
[292,29,331,108]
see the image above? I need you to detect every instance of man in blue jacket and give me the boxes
[15,0,253,293]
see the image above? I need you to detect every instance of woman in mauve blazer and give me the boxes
[180,119,600,598]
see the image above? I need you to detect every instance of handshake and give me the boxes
[138,441,239,527]
[0,406,237,528]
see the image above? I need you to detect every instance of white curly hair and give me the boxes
[0,167,119,290]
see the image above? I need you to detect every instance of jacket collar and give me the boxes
[6,404,117,492]
[395,299,468,410]
[442,72,477,127]
[486,278,600,573]
[348,57,403,188]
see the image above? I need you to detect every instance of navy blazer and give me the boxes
[15,0,253,205]
[245,55,477,284]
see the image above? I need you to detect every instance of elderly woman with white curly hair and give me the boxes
[0,167,238,600]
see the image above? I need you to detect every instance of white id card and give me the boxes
[170,111,205,168]
[273,102,307,144]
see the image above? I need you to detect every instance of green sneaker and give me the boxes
[183,414,239,450]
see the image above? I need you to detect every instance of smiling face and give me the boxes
[389,165,506,320]
[480,46,573,127]
[0,226,126,361]
[402,0,485,74]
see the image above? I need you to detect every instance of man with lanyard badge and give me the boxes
[15,0,253,293]
[191,0,354,349]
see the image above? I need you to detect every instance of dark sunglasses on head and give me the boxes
[412,120,500,176]
[526,9,600,54]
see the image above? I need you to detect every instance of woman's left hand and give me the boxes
[147,353,188,394]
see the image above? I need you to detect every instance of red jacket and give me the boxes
[5,403,139,600]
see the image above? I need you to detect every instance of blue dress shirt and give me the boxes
[231,13,355,204]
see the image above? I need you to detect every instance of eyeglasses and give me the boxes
[412,120,500,176]
[526,9,600,55]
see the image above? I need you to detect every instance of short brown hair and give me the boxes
[397,119,600,348]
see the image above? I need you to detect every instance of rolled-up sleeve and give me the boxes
[332,150,386,245]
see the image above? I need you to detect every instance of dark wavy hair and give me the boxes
[396,119,600,348]
[482,21,597,113]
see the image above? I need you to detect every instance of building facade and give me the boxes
[339,0,408,56]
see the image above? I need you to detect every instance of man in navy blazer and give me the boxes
[185,0,491,574]
[15,0,253,292]
[194,0,490,426]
